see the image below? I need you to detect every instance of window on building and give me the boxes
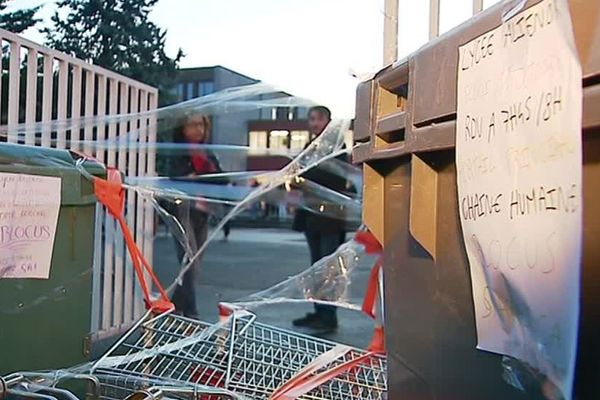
[270,108,277,120]
[249,130,268,153]
[269,130,289,151]
[186,82,195,100]
[296,107,308,119]
[290,130,310,152]
[198,81,215,97]
[288,108,294,120]
[276,107,288,120]
[177,83,185,101]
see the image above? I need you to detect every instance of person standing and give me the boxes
[166,112,222,319]
[292,105,352,332]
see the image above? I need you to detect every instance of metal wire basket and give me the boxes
[0,372,238,400]
[89,310,387,400]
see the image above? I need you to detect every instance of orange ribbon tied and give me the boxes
[94,168,174,313]
[353,230,386,354]
[353,230,383,319]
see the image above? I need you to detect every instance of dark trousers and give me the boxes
[305,230,346,322]
[223,221,231,238]
[172,207,208,317]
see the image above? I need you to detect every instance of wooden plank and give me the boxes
[143,93,158,293]
[107,78,118,166]
[25,48,38,145]
[124,85,138,323]
[87,69,100,333]
[41,54,54,147]
[101,206,115,331]
[56,60,68,148]
[96,75,107,161]
[91,206,103,333]
[113,82,129,326]
[429,0,440,40]
[383,0,398,65]
[83,70,95,156]
[70,64,82,151]
[147,93,158,176]
[7,41,21,142]
[102,77,118,330]
[136,90,149,318]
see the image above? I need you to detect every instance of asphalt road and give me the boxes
[153,227,376,349]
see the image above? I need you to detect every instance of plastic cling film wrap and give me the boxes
[227,234,378,312]
[1,365,247,399]
[0,83,377,340]
[158,117,355,295]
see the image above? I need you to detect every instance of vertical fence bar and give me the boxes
[135,91,149,318]
[7,41,21,142]
[123,85,136,323]
[41,53,53,147]
[70,64,82,151]
[429,0,441,40]
[383,0,399,66]
[473,0,484,14]
[25,48,38,145]
[102,77,118,330]
[143,92,158,290]
[94,73,108,331]
[86,69,101,334]
[107,78,118,166]
[96,75,107,162]
[83,70,95,155]
[56,59,68,148]
[147,93,157,176]
[113,82,129,326]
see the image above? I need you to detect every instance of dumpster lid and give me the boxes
[0,143,106,205]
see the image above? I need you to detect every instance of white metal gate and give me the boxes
[0,27,158,339]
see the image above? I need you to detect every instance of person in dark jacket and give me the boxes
[292,105,353,332]
[167,112,222,318]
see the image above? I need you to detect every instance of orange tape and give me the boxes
[361,260,382,318]
[94,169,173,313]
[354,230,383,254]
[270,347,377,400]
[354,230,386,353]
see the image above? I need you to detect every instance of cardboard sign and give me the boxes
[456,0,582,397]
[0,172,61,279]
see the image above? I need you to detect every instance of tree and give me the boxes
[0,0,40,33]
[44,0,183,105]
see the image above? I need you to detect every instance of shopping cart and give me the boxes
[89,310,387,400]
[0,371,239,400]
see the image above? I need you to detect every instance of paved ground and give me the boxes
[153,227,376,349]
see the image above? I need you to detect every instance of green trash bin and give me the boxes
[0,143,105,374]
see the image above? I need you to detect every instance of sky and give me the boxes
[8,0,502,117]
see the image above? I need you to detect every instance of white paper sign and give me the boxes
[456,0,582,397]
[0,172,61,279]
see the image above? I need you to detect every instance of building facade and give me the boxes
[173,66,311,171]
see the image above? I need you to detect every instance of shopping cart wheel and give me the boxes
[123,390,157,400]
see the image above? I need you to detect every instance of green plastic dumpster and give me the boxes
[0,143,105,374]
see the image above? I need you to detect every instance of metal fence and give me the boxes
[383,0,500,65]
[0,27,158,341]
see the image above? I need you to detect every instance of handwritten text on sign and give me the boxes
[456,0,581,397]
[0,172,61,279]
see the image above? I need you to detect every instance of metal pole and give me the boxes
[473,0,484,15]
[429,0,440,40]
[383,0,398,65]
